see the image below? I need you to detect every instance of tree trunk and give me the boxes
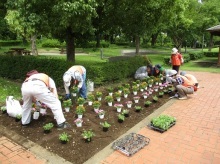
[217,46,220,67]
[96,31,101,48]
[208,34,213,52]
[31,35,38,56]
[66,27,75,62]
[135,36,140,55]
[151,34,158,46]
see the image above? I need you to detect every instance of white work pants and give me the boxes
[21,80,66,125]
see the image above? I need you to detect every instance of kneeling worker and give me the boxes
[63,65,87,99]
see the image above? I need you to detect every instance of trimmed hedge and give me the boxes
[0,40,22,46]
[0,55,148,87]
[203,52,218,57]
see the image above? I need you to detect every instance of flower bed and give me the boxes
[0,81,170,164]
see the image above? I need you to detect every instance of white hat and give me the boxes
[63,74,71,87]
[171,48,178,54]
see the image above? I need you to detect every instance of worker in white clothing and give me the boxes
[63,65,87,99]
[21,70,68,129]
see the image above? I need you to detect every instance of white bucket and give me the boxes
[87,79,94,92]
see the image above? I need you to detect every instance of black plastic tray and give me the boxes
[112,133,150,156]
[148,121,176,133]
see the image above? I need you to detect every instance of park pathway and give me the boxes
[0,71,220,164]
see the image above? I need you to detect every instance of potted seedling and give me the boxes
[81,129,95,142]
[74,118,83,127]
[93,101,101,112]
[105,95,113,106]
[158,91,164,98]
[75,106,86,118]
[63,99,72,112]
[77,97,86,106]
[136,80,141,87]
[118,114,125,123]
[132,85,138,95]
[118,86,124,93]
[1,106,7,114]
[40,103,47,115]
[125,101,132,108]
[142,92,149,99]
[87,94,95,106]
[123,88,130,98]
[153,95,159,102]
[59,132,69,144]
[100,121,111,132]
[96,109,105,119]
[15,114,22,122]
[114,103,123,113]
[144,100,152,107]
[107,87,114,96]
[95,91,103,101]
[134,106,143,112]
[43,123,54,134]
[133,96,140,103]
[148,79,154,87]
[163,89,168,94]
[122,109,129,117]
[150,115,176,132]
[71,86,78,97]
[114,92,121,102]
[154,86,159,92]
[124,83,130,89]
[140,82,147,91]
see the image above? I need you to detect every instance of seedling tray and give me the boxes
[148,121,176,133]
[112,133,150,156]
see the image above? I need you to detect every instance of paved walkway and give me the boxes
[0,71,220,164]
[101,71,220,164]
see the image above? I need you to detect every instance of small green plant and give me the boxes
[105,95,113,102]
[76,106,86,115]
[132,85,138,91]
[43,123,54,131]
[15,114,22,119]
[132,81,137,86]
[114,91,121,98]
[118,113,125,121]
[118,85,124,91]
[163,89,168,93]
[81,129,95,141]
[151,115,176,131]
[123,88,130,94]
[134,106,143,111]
[124,83,130,89]
[87,94,95,102]
[144,100,152,106]
[100,121,111,128]
[63,99,72,108]
[59,132,69,142]
[158,91,164,97]
[122,109,129,115]
[153,95,158,102]
[77,97,86,105]
[95,91,102,98]
[93,101,101,108]
[107,87,114,93]
[1,106,7,113]
[71,86,78,93]
[140,82,147,89]
[136,80,140,84]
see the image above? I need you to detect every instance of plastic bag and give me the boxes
[6,96,22,117]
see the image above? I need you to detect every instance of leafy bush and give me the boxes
[188,52,203,60]
[0,40,22,46]
[204,52,218,57]
[41,39,64,48]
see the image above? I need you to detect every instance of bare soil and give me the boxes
[0,87,170,164]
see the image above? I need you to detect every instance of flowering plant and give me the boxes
[77,97,86,105]
[71,86,78,93]
[123,88,130,94]
[114,91,121,98]
[96,91,102,98]
[140,82,147,89]
[76,106,86,115]
[133,96,140,100]
[132,85,138,91]
[105,95,113,102]
[93,101,101,108]
[87,94,95,101]
[142,92,149,96]
[114,103,123,108]
[74,118,83,124]
[107,87,113,93]
[125,101,132,104]
[96,109,105,115]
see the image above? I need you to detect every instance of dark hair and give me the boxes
[26,70,39,77]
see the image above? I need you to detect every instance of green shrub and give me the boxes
[0,55,149,87]
[203,52,218,57]
[0,40,22,46]
[41,39,64,48]
[188,52,203,60]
